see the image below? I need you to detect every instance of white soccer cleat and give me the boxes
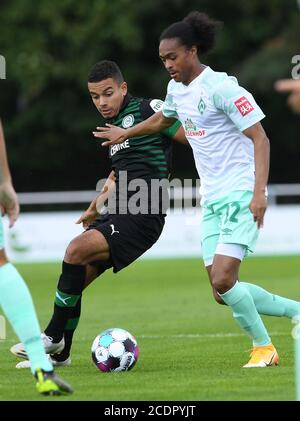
[10,333,65,359]
[16,355,71,369]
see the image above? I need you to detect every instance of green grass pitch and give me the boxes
[0,256,299,401]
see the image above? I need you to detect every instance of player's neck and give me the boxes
[184,63,206,86]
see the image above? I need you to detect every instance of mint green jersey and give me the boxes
[162,66,265,204]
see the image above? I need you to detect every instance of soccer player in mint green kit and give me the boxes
[0,120,73,394]
[95,12,300,368]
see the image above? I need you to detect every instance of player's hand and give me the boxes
[93,124,127,146]
[0,182,20,228]
[249,192,267,229]
[275,79,300,114]
[76,208,99,229]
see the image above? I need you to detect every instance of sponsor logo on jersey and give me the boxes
[184,118,206,137]
[110,140,130,156]
[150,99,164,113]
[122,114,135,128]
[234,96,254,116]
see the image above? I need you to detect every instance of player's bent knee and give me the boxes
[210,269,234,294]
[64,231,109,265]
[64,240,85,265]
[212,289,225,305]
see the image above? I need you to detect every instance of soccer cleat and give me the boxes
[16,356,71,369]
[10,333,65,359]
[35,368,73,396]
[243,343,279,368]
[51,356,71,367]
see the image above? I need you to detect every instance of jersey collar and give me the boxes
[106,94,132,123]
[119,94,132,112]
[183,66,210,88]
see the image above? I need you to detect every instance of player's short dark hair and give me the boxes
[88,60,124,84]
[160,11,222,55]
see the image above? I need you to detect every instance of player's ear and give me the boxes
[190,46,198,58]
[121,81,128,97]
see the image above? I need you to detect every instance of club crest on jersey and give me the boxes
[198,97,206,115]
[122,114,135,128]
[184,118,206,137]
[234,96,254,116]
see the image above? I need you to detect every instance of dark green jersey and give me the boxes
[108,95,181,183]
[104,95,181,214]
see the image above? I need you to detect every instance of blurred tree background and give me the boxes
[0,0,299,192]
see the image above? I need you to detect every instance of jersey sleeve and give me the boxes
[140,98,161,119]
[162,93,178,119]
[141,98,181,138]
[212,78,265,132]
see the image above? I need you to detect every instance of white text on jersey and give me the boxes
[110,140,130,156]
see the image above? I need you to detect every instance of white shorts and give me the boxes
[204,243,246,267]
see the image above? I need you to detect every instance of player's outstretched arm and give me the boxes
[275,79,300,114]
[275,79,300,92]
[170,126,189,145]
[93,111,176,147]
[0,120,19,227]
[243,122,270,229]
[76,171,116,228]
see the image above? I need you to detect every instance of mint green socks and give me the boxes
[220,281,271,346]
[0,263,52,374]
[241,281,300,319]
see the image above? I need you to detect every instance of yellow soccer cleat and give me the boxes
[243,343,279,368]
[35,368,73,396]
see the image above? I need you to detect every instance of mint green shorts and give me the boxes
[0,215,4,249]
[201,190,259,264]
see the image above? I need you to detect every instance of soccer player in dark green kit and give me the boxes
[11,60,187,368]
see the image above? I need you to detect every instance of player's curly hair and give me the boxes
[160,11,222,55]
[88,60,124,84]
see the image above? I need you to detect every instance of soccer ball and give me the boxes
[91,328,139,372]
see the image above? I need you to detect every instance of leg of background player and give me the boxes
[207,267,300,318]
[0,250,52,374]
